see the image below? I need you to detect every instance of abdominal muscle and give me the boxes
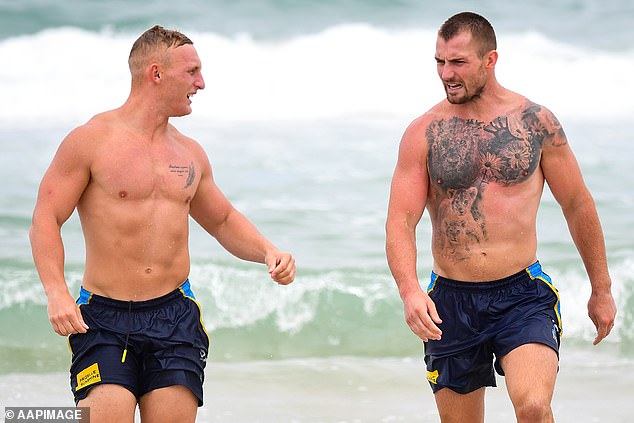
[430,235,538,282]
[77,197,193,301]
[428,182,541,282]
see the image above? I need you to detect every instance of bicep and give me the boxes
[387,126,429,229]
[33,136,91,225]
[388,163,428,227]
[188,159,235,235]
[541,131,591,211]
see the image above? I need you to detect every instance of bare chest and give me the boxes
[89,140,199,203]
[424,109,549,262]
[427,115,544,191]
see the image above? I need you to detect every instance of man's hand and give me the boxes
[402,289,443,342]
[265,251,296,285]
[47,290,89,336]
[588,290,617,345]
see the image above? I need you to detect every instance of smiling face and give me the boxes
[127,26,205,118]
[159,44,205,117]
[435,31,490,104]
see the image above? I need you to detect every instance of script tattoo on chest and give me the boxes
[426,103,560,260]
[169,162,196,188]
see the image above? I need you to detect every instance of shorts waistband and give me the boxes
[77,279,193,309]
[429,262,542,292]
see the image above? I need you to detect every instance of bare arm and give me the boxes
[386,117,442,341]
[30,127,92,336]
[540,111,616,345]
[189,149,295,285]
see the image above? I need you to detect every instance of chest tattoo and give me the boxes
[426,103,555,260]
[169,162,196,188]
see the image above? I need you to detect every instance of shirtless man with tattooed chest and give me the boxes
[386,12,616,423]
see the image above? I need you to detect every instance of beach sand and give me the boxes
[1,346,632,422]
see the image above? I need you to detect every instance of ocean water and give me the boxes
[1,0,634,421]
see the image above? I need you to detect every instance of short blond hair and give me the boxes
[128,25,193,80]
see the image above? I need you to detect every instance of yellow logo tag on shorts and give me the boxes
[427,369,439,384]
[76,362,101,391]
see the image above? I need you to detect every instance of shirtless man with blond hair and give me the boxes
[30,25,295,422]
[386,12,616,423]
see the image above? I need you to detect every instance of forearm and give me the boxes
[563,196,611,293]
[386,219,443,341]
[563,195,617,344]
[29,219,70,296]
[386,221,423,300]
[212,209,277,264]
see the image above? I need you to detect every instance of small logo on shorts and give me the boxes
[552,323,559,343]
[76,362,101,391]
[199,349,207,363]
[427,369,439,384]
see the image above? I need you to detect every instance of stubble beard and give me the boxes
[445,81,485,105]
[445,66,488,104]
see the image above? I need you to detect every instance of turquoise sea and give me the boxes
[1,1,633,421]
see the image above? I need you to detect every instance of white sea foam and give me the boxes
[3,257,632,347]
[1,25,632,128]
[187,262,393,333]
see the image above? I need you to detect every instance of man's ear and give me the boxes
[484,50,498,69]
[150,63,161,83]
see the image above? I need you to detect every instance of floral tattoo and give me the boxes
[426,102,564,259]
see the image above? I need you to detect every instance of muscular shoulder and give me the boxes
[165,124,208,158]
[62,111,119,149]
[399,106,445,153]
[53,113,117,167]
[516,100,567,148]
[165,124,213,174]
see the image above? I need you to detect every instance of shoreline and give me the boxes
[1,350,633,422]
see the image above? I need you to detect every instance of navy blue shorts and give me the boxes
[424,262,562,394]
[69,280,210,405]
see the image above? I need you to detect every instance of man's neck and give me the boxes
[445,81,513,121]
[118,94,171,141]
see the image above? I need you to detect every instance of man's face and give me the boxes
[161,44,205,117]
[435,31,488,104]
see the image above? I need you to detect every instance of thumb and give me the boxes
[266,255,279,273]
[76,306,89,330]
[427,299,443,324]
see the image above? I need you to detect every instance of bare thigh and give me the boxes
[434,387,485,423]
[499,343,558,422]
[138,385,198,423]
[78,384,137,423]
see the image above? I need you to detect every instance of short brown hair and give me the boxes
[128,25,193,79]
[438,12,497,57]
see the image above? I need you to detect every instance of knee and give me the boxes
[514,399,553,423]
